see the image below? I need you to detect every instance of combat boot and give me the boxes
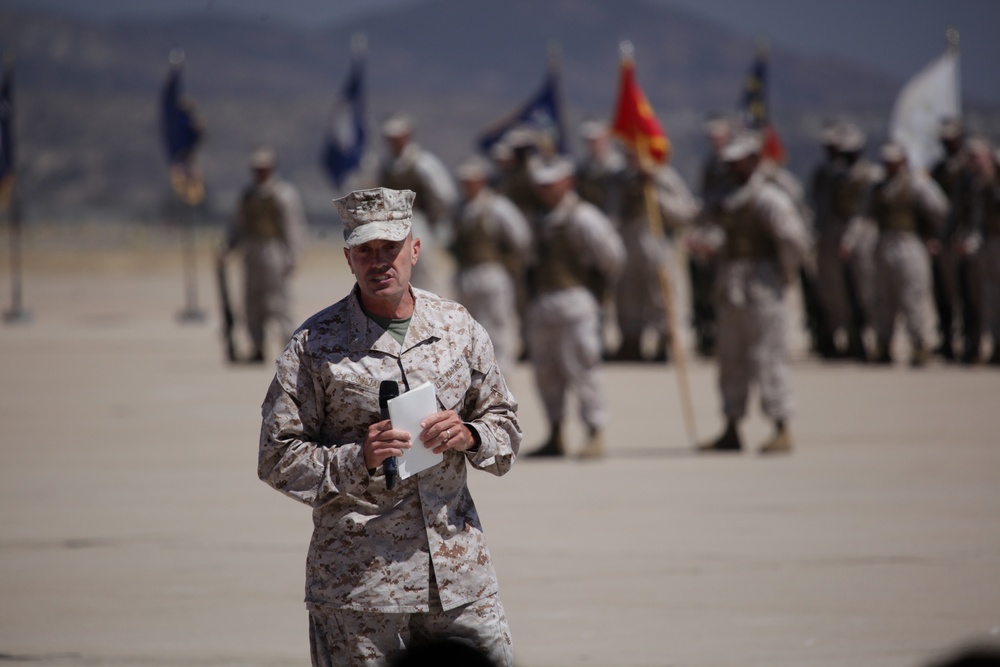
[697,420,742,453]
[759,421,793,455]
[578,428,605,460]
[526,424,565,458]
[610,335,642,362]
[910,344,930,368]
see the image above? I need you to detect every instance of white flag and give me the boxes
[889,49,960,171]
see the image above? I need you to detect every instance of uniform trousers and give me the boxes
[527,289,608,431]
[873,232,933,351]
[243,238,294,353]
[308,593,512,667]
[715,271,794,422]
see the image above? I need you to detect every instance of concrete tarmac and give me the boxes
[1,236,998,666]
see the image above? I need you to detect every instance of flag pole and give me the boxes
[619,41,698,446]
[167,48,205,323]
[1,51,30,324]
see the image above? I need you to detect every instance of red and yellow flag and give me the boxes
[610,55,670,164]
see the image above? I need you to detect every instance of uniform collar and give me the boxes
[346,284,444,356]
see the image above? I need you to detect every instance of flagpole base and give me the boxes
[4,307,33,325]
[176,307,206,324]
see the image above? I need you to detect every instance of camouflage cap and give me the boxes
[720,132,762,162]
[938,117,964,140]
[879,142,907,163]
[335,187,415,248]
[528,155,575,185]
[837,124,866,153]
[250,145,277,169]
[456,155,492,182]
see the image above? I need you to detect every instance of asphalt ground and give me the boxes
[1,235,998,666]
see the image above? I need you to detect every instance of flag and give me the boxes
[160,59,204,205]
[477,66,568,156]
[741,45,787,164]
[321,50,366,189]
[0,60,14,211]
[610,50,670,164]
[889,48,960,171]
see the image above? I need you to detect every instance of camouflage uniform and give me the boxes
[258,286,520,667]
[689,148,733,357]
[225,172,307,357]
[710,169,810,423]
[379,143,458,294]
[864,165,948,362]
[971,167,1000,364]
[818,154,882,357]
[527,190,625,436]
[450,187,531,373]
[612,164,699,361]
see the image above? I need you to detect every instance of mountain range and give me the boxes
[1,0,997,223]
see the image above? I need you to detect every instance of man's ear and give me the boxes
[343,247,355,274]
[411,237,421,265]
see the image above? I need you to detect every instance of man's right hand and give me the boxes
[363,418,411,471]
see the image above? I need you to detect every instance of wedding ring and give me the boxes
[445,430,451,440]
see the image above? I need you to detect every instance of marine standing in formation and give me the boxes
[969,144,1000,365]
[524,156,626,459]
[691,132,810,454]
[449,156,532,374]
[610,149,699,363]
[854,142,948,366]
[689,114,735,358]
[258,187,520,667]
[377,113,458,296]
[219,146,307,363]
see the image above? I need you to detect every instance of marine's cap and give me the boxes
[720,132,762,162]
[703,115,731,138]
[504,127,538,149]
[335,187,415,249]
[837,125,866,153]
[250,146,277,169]
[820,121,844,147]
[529,155,575,185]
[938,117,964,140]
[381,113,413,138]
[879,142,907,163]
[580,120,608,140]
[456,156,492,182]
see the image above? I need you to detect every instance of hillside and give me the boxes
[0,0,994,223]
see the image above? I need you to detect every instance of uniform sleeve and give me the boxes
[257,331,371,507]
[276,181,309,266]
[415,151,459,224]
[460,320,521,476]
[656,166,701,232]
[761,187,811,282]
[577,204,627,285]
[492,196,533,254]
[913,175,949,239]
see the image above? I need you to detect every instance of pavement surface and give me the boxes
[1,232,998,666]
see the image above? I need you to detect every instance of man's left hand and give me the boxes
[420,410,475,454]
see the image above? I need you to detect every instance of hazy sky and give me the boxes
[10,0,1000,104]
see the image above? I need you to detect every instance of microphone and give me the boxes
[378,380,401,489]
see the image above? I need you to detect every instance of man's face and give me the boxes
[726,155,758,184]
[344,235,420,305]
[461,177,485,201]
[252,166,272,185]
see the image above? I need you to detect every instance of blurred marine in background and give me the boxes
[219,146,307,363]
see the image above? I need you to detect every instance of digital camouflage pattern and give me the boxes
[258,285,520,614]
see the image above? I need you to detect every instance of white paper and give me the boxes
[387,381,444,479]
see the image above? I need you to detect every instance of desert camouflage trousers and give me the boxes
[308,593,513,667]
[715,279,794,422]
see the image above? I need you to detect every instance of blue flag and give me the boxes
[322,55,366,189]
[161,64,202,166]
[0,62,14,203]
[477,68,568,155]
